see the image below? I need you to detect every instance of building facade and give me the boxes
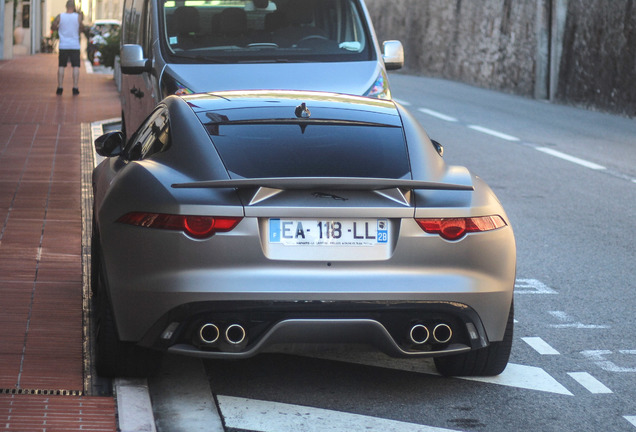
[1,0,122,59]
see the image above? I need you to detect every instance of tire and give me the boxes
[120,111,127,139]
[434,301,514,377]
[92,223,161,378]
[94,290,161,378]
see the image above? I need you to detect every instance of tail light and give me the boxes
[117,212,242,239]
[415,215,506,241]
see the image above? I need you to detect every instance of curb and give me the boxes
[115,379,157,432]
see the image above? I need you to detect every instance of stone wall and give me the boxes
[558,0,636,116]
[365,0,636,116]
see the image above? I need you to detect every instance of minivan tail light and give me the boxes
[415,215,506,241]
[117,212,242,239]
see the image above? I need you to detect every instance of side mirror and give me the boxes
[95,131,125,157]
[382,40,404,71]
[120,44,150,75]
[431,139,444,157]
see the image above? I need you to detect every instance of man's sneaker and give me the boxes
[72,88,80,96]
[56,88,63,95]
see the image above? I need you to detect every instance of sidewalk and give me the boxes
[0,54,119,431]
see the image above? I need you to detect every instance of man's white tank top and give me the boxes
[58,13,81,50]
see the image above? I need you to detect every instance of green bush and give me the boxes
[99,29,120,68]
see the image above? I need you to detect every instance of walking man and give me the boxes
[51,1,84,95]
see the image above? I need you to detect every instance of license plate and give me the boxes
[269,219,389,246]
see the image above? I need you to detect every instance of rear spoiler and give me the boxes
[172,177,474,191]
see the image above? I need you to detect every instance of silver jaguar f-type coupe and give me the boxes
[92,90,516,377]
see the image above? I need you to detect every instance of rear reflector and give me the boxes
[415,215,506,241]
[117,212,242,239]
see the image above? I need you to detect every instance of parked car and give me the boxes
[92,91,516,378]
[118,0,404,135]
[86,19,121,64]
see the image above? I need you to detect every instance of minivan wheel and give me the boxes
[434,301,514,377]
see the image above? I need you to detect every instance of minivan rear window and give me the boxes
[160,0,374,63]
[204,121,410,179]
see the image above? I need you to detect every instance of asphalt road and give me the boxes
[146,73,636,432]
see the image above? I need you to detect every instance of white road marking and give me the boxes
[418,108,458,122]
[582,350,636,372]
[282,349,573,395]
[461,363,573,395]
[522,337,560,355]
[625,416,636,427]
[408,107,633,182]
[467,125,520,141]
[548,311,572,321]
[515,278,557,294]
[550,324,607,329]
[567,372,613,394]
[393,98,411,106]
[217,395,460,432]
[548,311,609,329]
[536,147,606,170]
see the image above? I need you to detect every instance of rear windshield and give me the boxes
[203,121,410,179]
[160,0,374,63]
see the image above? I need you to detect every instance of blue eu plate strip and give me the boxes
[269,219,281,243]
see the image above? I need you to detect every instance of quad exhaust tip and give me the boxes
[198,322,247,347]
[225,324,246,345]
[433,323,452,344]
[409,323,453,345]
[200,321,447,350]
[199,323,220,344]
[409,324,430,344]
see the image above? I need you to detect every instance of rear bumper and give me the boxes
[101,220,516,353]
[140,300,494,359]
[110,267,514,344]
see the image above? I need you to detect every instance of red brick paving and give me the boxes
[0,394,117,431]
[0,54,120,430]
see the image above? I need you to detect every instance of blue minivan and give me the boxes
[119,0,404,133]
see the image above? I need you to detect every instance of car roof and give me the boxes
[93,19,121,25]
[182,90,401,125]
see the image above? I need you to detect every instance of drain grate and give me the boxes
[1,388,83,396]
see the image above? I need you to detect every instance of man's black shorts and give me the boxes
[58,49,81,67]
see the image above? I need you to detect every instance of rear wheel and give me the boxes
[434,301,514,377]
[92,222,161,378]
[94,289,161,378]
